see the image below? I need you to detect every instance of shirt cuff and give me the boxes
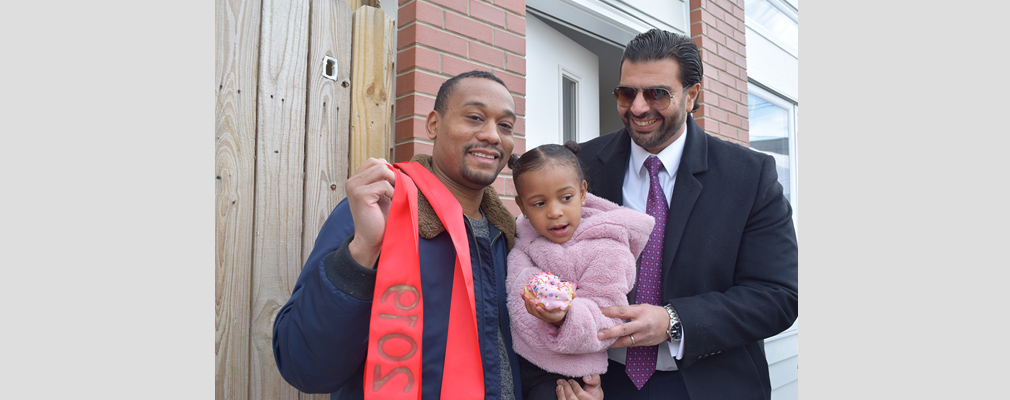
[666,332,685,360]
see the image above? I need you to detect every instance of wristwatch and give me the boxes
[663,303,683,341]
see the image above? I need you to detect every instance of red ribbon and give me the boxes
[363,162,484,400]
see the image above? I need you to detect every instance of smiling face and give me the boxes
[427,77,516,191]
[515,162,588,244]
[618,58,698,154]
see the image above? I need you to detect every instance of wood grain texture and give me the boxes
[342,0,378,11]
[298,3,352,398]
[216,0,391,398]
[215,0,261,397]
[251,0,310,398]
[302,0,352,281]
[349,6,395,173]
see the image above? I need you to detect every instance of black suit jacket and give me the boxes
[578,115,798,400]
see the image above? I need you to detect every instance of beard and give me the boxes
[624,94,688,151]
[460,166,497,187]
[459,143,505,187]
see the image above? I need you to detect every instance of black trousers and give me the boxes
[517,355,585,400]
[600,359,690,399]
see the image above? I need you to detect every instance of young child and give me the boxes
[506,141,655,400]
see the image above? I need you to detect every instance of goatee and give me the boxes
[624,96,688,151]
[459,143,504,186]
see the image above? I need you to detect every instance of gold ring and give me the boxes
[630,334,636,345]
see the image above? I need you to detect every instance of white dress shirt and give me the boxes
[607,131,687,371]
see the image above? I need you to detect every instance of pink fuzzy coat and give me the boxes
[507,192,654,377]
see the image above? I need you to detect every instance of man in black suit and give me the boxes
[578,29,798,400]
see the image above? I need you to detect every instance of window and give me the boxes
[744,0,798,55]
[748,83,798,222]
[562,75,578,143]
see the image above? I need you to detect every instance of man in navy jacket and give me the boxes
[272,71,530,399]
[583,30,799,399]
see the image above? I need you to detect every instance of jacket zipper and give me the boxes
[464,218,503,263]
[468,219,516,394]
[463,218,508,329]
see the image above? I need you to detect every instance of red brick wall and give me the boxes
[395,0,526,216]
[689,0,750,146]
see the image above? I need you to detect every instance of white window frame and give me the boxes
[748,82,799,231]
[559,67,583,143]
[743,0,799,57]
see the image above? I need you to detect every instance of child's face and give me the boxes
[515,163,588,244]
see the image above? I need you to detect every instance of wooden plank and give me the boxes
[297,1,352,397]
[302,0,352,275]
[343,0,378,11]
[349,5,395,173]
[215,0,261,397]
[251,0,310,398]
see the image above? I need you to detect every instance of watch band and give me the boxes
[663,303,682,341]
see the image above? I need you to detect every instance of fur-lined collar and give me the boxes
[408,154,516,251]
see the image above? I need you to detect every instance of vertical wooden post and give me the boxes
[216,0,379,397]
[293,1,357,399]
[215,0,260,397]
[251,0,310,399]
[294,2,354,397]
[349,6,395,172]
[343,0,378,11]
[303,0,354,274]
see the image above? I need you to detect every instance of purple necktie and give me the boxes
[626,156,668,390]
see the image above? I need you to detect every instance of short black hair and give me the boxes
[507,141,584,199]
[620,29,703,112]
[433,70,508,114]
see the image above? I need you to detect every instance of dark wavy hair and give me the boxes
[433,70,508,115]
[619,29,703,112]
[507,141,584,199]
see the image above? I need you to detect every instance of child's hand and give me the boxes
[522,290,568,326]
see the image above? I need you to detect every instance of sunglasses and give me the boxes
[612,85,692,110]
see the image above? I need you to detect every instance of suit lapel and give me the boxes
[661,116,707,274]
[590,128,631,206]
[588,121,707,293]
